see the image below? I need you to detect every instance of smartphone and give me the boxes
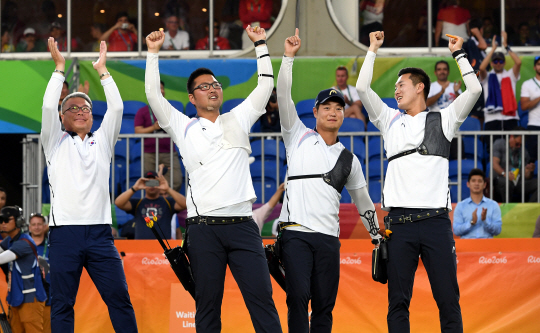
[121,23,129,29]
[145,179,159,187]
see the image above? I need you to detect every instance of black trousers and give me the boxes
[526,125,540,162]
[281,229,341,333]
[386,208,463,333]
[186,220,282,333]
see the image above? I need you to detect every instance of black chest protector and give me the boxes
[387,111,451,162]
[287,148,354,193]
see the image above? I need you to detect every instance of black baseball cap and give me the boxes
[492,52,505,62]
[0,206,21,222]
[315,88,346,108]
[145,171,158,178]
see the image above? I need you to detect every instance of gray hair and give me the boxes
[61,92,93,113]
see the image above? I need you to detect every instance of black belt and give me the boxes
[278,221,303,231]
[186,216,252,225]
[384,208,448,225]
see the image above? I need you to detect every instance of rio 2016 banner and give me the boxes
[0,239,534,332]
[1,56,538,133]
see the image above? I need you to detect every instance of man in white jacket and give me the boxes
[356,31,481,333]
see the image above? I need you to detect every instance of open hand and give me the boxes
[146,30,165,53]
[92,41,108,72]
[48,37,65,71]
[471,208,478,225]
[284,28,301,57]
[246,25,266,43]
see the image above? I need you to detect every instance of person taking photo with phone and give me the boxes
[114,170,187,239]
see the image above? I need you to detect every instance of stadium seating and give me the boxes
[251,139,286,163]
[123,101,147,119]
[92,100,108,119]
[296,99,316,119]
[120,118,135,134]
[222,98,243,114]
[449,160,476,202]
[168,100,184,113]
[185,103,197,118]
[302,118,317,129]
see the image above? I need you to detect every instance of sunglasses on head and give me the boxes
[492,59,505,65]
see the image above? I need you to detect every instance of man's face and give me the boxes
[314,100,344,132]
[534,61,540,76]
[336,69,348,88]
[467,175,486,195]
[50,27,63,39]
[188,74,223,112]
[61,97,93,133]
[166,16,179,32]
[118,16,129,30]
[395,73,423,109]
[29,217,46,237]
[0,191,6,209]
[435,63,449,82]
[0,216,16,234]
[520,25,529,38]
[24,33,36,43]
[491,59,505,73]
[509,135,522,149]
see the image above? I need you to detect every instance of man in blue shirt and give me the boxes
[453,169,502,238]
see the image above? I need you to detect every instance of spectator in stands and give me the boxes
[511,22,536,46]
[333,66,366,122]
[427,60,462,111]
[16,27,46,52]
[134,80,183,191]
[89,23,106,52]
[359,0,385,46]
[479,32,522,132]
[434,0,470,47]
[521,56,540,161]
[28,212,51,333]
[482,17,496,45]
[259,87,280,132]
[239,0,272,48]
[195,20,231,50]
[253,183,284,233]
[0,206,47,332]
[453,168,502,238]
[462,18,488,121]
[49,21,78,52]
[0,187,5,209]
[162,14,190,50]
[100,12,137,52]
[492,127,538,202]
[114,171,186,240]
[1,24,14,52]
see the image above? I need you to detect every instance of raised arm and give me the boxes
[502,31,521,79]
[356,31,389,123]
[241,25,274,127]
[446,35,482,122]
[277,28,302,131]
[145,31,179,128]
[93,41,122,151]
[41,38,66,158]
[479,36,497,81]
[349,186,382,240]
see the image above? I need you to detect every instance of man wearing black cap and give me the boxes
[277,29,383,333]
[357,31,481,332]
[520,56,540,161]
[115,170,186,239]
[479,31,522,132]
[0,206,47,332]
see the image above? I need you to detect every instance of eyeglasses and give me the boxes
[190,82,222,94]
[63,105,92,114]
[492,59,505,65]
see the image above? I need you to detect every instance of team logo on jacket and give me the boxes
[89,140,96,146]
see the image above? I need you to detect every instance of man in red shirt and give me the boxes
[101,12,137,52]
[195,21,231,50]
[239,0,272,48]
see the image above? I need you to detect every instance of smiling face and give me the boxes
[435,62,449,82]
[395,73,424,110]
[188,74,223,112]
[29,216,47,237]
[314,100,345,132]
[336,68,348,89]
[61,97,93,133]
[491,59,505,73]
[467,175,486,195]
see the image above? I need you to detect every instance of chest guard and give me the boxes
[388,111,451,162]
[288,148,354,193]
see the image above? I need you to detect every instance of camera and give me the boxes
[121,23,129,29]
[145,179,159,187]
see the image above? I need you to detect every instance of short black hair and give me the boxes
[468,168,485,182]
[434,60,449,71]
[116,11,129,21]
[336,66,348,75]
[397,67,431,101]
[509,126,526,138]
[0,187,5,194]
[187,68,215,93]
[470,18,482,30]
